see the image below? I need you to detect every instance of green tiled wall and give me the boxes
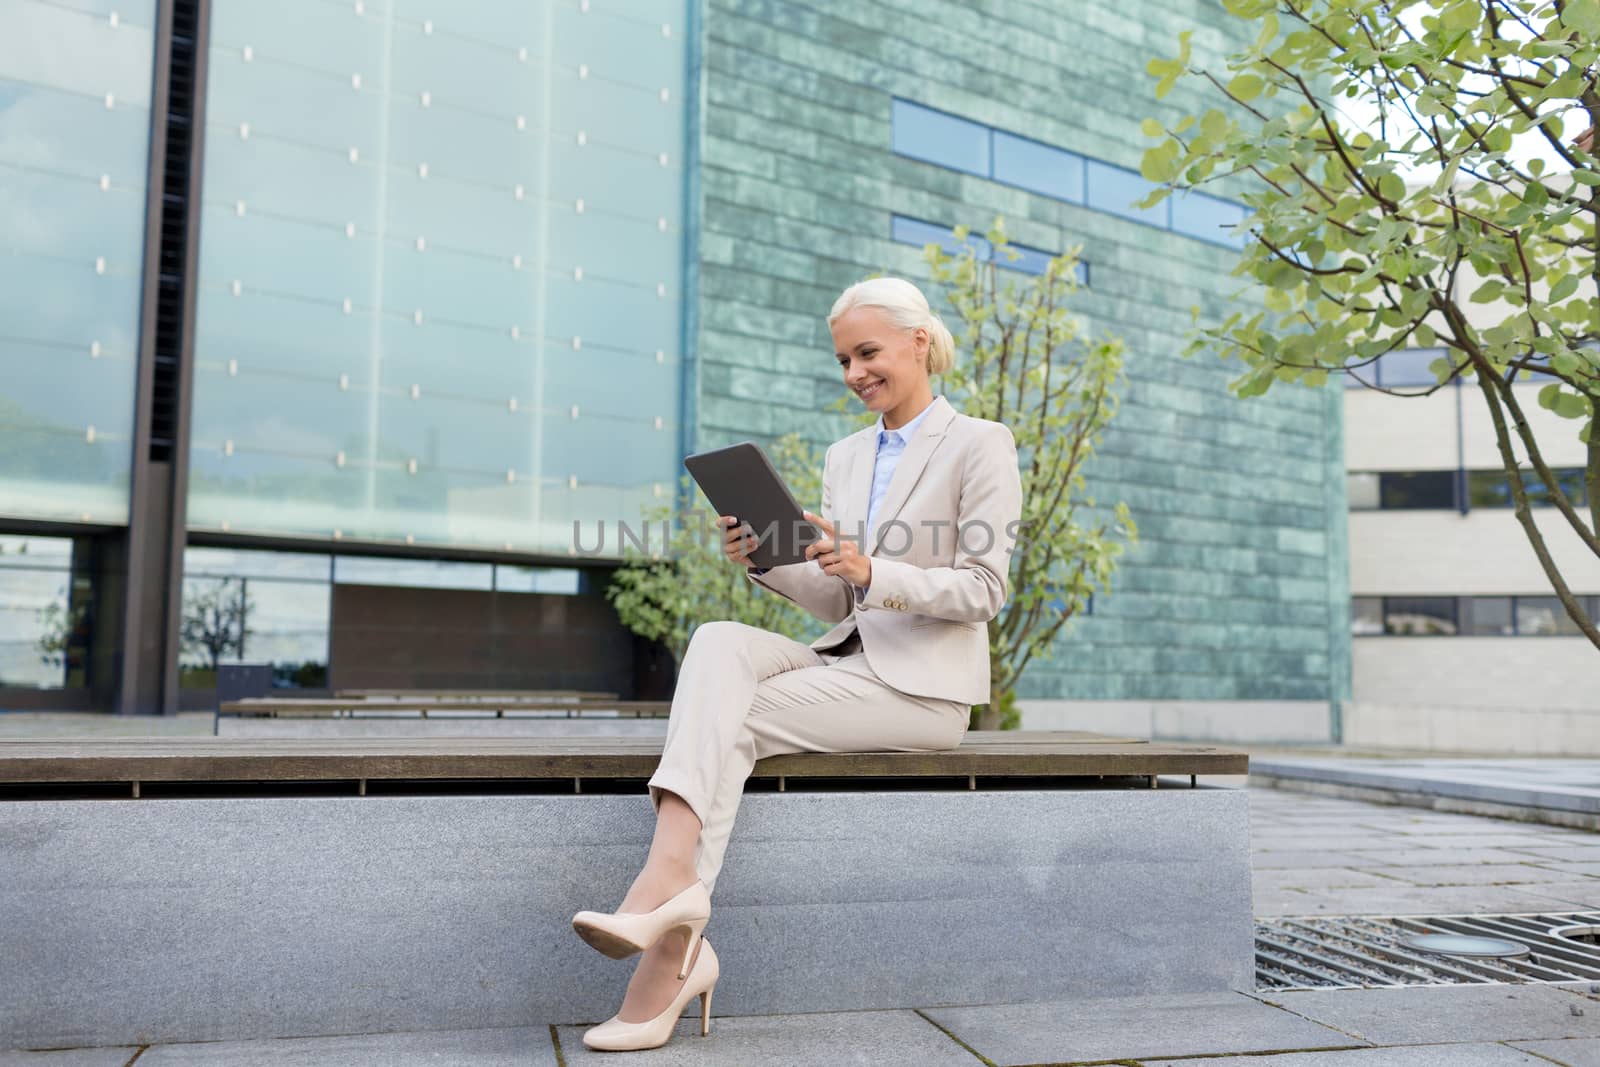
[687,0,1350,707]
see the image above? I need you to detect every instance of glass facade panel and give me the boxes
[1347,472,1379,510]
[0,535,79,688]
[495,564,582,594]
[0,0,156,524]
[1379,471,1456,510]
[1170,188,1247,248]
[1375,347,1451,387]
[992,131,1083,203]
[1085,159,1167,226]
[890,98,989,175]
[1383,596,1457,635]
[1515,595,1587,636]
[334,555,493,590]
[1462,596,1514,636]
[1350,596,1383,636]
[190,0,689,555]
[179,547,332,689]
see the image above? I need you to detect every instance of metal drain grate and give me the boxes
[1256,911,1600,990]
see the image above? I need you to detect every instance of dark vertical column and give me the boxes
[117,0,211,714]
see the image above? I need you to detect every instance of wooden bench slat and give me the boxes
[0,732,1247,783]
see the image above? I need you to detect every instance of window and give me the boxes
[1515,596,1588,636]
[1085,159,1168,226]
[889,97,1247,249]
[1169,189,1248,249]
[1351,597,1383,636]
[890,215,1088,284]
[1461,596,1514,636]
[1347,473,1380,510]
[0,535,84,689]
[890,99,990,175]
[1378,471,1456,510]
[1383,597,1458,635]
[1376,347,1452,388]
[1352,594,1597,636]
[334,557,494,590]
[182,547,333,690]
[495,566,584,595]
[993,131,1084,204]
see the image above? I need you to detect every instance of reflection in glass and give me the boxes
[1169,188,1247,248]
[890,98,990,175]
[1350,596,1383,636]
[1347,473,1380,510]
[494,564,582,594]
[335,556,493,590]
[1462,596,1513,636]
[992,131,1083,203]
[1383,597,1457,635]
[1374,347,1452,388]
[190,0,689,555]
[0,0,156,524]
[179,547,331,689]
[1515,596,1586,636]
[1379,471,1455,510]
[1085,159,1167,226]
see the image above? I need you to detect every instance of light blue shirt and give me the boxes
[751,397,940,602]
[854,397,939,602]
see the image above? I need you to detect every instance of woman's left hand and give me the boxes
[802,511,871,589]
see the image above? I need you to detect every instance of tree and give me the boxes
[1139,0,1600,646]
[920,219,1137,729]
[605,432,833,665]
[180,576,253,671]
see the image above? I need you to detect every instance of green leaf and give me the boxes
[1139,117,1164,138]
[1228,73,1265,102]
[1549,275,1580,303]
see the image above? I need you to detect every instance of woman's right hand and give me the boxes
[719,515,758,567]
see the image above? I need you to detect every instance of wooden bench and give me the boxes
[214,698,673,734]
[334,689,622,701]
[0,730,1244,797]
[0,731,1254,1048]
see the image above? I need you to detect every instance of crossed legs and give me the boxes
[605,620,967,1023]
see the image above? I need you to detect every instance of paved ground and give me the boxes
[4,716,1600,1064]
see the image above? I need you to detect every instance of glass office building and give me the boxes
[0,0,1349,735]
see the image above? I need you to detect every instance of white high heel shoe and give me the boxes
[581,935,719,1051]
[571,879,711,979]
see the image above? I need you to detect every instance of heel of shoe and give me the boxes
[699,982,714,1036]
[675,915,709,979]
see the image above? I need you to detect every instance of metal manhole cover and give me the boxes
[1255,911,1600,990]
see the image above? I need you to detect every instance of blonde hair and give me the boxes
[827,277,955,375]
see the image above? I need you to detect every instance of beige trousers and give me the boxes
[645,619,970,896]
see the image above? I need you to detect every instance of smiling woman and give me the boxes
[569,275,1023,1053]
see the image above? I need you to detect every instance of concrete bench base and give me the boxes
[3,785,1252,1048]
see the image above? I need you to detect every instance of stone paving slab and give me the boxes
[133,1027,555,1065]
[1347,848,1571,866]
[1509,882,1600,909]
[1251,758,1600,817]
[1507,1037,1600,1065]
[922,990,1360,1065]
[1354,863,1589,887]
[554,1008,976,1065]
[1253,850,1393,870]
[0,1051,138,1066]
[1256,883,1600,916]
[1153,1042,1563,1065]
[1264,984,1600,1045]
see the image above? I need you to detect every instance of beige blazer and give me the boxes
[746,394,1023,706]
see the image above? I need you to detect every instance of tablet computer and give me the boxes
[683,442,824,568]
